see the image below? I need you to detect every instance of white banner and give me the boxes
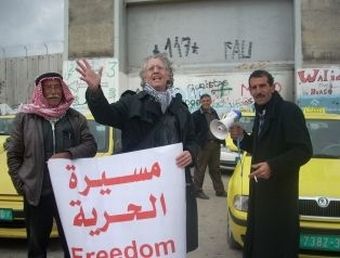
[48,143,186,258]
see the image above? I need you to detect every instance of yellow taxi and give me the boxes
[226,109,340,257]
[0,113,115,238]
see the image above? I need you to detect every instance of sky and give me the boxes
[0,0,64,57]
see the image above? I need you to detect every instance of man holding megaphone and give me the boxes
[229,70,312,258]
[192,94,227,199]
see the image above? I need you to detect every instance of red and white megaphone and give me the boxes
[210,110,242,140]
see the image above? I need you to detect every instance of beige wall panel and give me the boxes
[301,0,340,64]
[68,0,114,58]
[0,54,62,108]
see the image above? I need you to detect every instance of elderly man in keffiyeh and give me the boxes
[20,72,75,120]
[7,72,97,258]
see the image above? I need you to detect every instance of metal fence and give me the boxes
[0,53,63,113]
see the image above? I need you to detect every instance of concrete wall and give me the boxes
[295,0,340,113]
[125,0,294,114]
[2,0,340,114]
[68,0,114,59]
[126,0,294,72]
[301,0,340,65]
[0,54,63,110]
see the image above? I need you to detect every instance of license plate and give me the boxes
[0,208,13,221]
[300,234,340,252]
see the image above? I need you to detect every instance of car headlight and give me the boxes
[233,195,249,212]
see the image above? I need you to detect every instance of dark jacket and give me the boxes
[7,109,97,206]
[240,92,313,258]
[86,88,199,252]
[192,107,224,147]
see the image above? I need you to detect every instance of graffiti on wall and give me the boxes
[296,67,340,113]
[152,36,254,61]
[153,36,199,58]
[172,72,291,116]
[63,58,118,113]
[224,40,253,60]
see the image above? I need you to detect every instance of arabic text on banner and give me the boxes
[48,143,186,258]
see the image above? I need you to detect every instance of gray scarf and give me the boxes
[144,83,174,113]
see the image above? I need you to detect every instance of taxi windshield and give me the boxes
[240,116,340,158]
[307,119,340,158]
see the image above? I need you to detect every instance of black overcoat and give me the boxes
[86,88,199,252]
[240,92,312,258]
[191,107,224,147]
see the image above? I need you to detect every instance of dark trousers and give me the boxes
[186,182,198,252]
[24,193,70,258]
[194,141,225,194]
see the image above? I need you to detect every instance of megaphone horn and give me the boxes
[210,119,229,140]
[209,110,241,140]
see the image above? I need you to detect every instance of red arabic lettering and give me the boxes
[81,194,167,236]
[79,162,161,196]
[73,207,98,227]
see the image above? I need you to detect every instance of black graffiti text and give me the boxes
[224,40,252,60]
[153,36,199,58]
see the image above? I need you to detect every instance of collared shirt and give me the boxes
[258,109,266,135]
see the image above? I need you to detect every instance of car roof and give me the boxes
[239,110,340,121]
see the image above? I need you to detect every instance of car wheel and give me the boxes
[226,210,241,249]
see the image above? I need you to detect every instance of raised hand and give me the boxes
[76,59,103,90]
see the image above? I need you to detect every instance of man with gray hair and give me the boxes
[76,53,199,252]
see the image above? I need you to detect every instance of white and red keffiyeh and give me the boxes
[19,76,74,120]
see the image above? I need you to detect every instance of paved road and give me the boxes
[188,174,242,258]
[0,175,242,258]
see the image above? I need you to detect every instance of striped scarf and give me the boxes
[143,83,174,113]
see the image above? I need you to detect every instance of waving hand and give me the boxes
[76,59,103,91]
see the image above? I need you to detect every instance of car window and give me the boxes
[307,119,340,157]
[87,120,110,153]
[238,116,340,158]
[0,117,14,135]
